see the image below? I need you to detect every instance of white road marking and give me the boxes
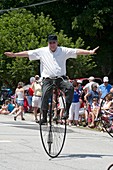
[0,140,12,143]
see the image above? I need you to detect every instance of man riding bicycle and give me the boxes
[4,35,99,124]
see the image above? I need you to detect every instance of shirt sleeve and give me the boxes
[83,83,88,90]
[62,47,77,59]
[28,49,41,61]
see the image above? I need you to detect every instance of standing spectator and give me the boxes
[77,79,83,92]
[99,76,112,103]
[83,76,99,93]
[31,75,42,123]
[84,83,101,126]
[27,77,35,112]
[68,82,80,126]
[14,82,25,121]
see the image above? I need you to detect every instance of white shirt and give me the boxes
[83,81,100,92]
[28,46,77,78]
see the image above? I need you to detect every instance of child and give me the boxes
[88,97,100,127]
[68,82,80,126]
[0,100,10,114]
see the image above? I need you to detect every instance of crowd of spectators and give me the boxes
[0,75,113,129]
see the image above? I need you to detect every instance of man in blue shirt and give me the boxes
[99,76,112,100]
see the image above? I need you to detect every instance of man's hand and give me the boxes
[4,52,15,57]
[4,51,28,58]
[76,46,99,55]
[90,46,99,55]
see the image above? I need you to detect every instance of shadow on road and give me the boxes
[58,153,113,159]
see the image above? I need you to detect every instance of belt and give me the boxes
[43,75,67,80]
[34,95,41,97]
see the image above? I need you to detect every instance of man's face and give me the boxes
[48,41,58,52]
[104,82,108,86]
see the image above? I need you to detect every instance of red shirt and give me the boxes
[29,87,34,96]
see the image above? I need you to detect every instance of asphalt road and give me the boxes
[0,114,113,170]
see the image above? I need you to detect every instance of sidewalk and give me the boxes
[0,112,37,123]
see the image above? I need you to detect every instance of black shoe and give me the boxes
[22,118,25,121]
[62,113,69,119]
[39,118,47,125]
[35,119,39,123]
[14,116,16,121]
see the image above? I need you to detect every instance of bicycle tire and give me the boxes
[40,89,67,158]
[107,164,113,170]
[100,92,113,138]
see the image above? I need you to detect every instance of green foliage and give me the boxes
[67,38,96,78]
[72,0,113,78]
[0,9,56,88]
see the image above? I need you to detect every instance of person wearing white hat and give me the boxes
[99,76,112,100]
[83,76,99,93]
[31,75,42,123]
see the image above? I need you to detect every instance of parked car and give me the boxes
[69,77,102,87]
[76,77,102,86]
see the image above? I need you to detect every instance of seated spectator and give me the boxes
[7,99,15,113]
[84,83,101,113]
[9,103,19,115]
[78,99,88,126]
[88,97,100,127]
[0,100,10,114]
[101,93,113,114]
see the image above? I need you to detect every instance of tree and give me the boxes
[0,9,56,89]
[72,0,113,78]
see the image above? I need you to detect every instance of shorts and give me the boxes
[27,96,32,107]
[32,96,41,108]
[59,96,66,109]
[17,100,24,106]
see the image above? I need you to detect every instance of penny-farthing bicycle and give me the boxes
[40,77,67,158]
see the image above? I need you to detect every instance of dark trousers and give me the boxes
[41,77,74,114]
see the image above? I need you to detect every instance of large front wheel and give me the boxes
[40,91,67,158]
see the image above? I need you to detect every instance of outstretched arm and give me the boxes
[76,46,99,55]
[4,51,29,58]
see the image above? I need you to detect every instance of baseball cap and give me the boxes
[103,76,109,82]
[88,76,95,81]
[48,35,57,42]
